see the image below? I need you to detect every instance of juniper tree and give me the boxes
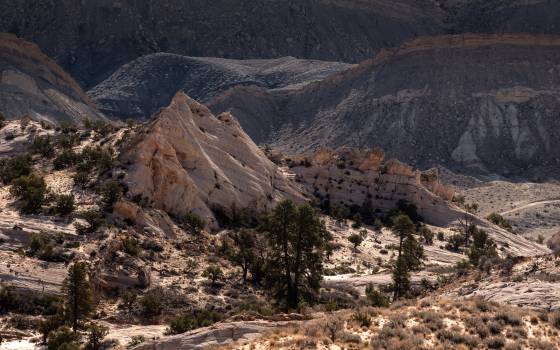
[391,214,415,257]
[62,262,94,332]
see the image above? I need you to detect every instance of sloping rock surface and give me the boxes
[120,92,303,228]
[0,33,104,124]
[209,34,560,177]
[88,54,353,120]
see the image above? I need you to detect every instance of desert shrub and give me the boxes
[485,336,506,349]
[419,225,434,245]
[56,133,79,149]
[365,284,389,307]
[74,209,105,235]
[86,322,109,350]
[202,266,224,286]
[352,309,372,327]
[0,284,61,316]
[0,154,32,184]
[446,234,464,251]
[436,328,479,347]
[414,310,444,331]
[465,316,490,338]
[177,211,206,233]
[47,327,81,350]
[10,173,48,213]
[100,180,123,210]
[487,321,504,335]
[31,135,55,158]
[27,233,70,262]
[127,335,145,348]
[77,145,115,175]
[455,259,471,276]
[54,149,79,170]
[348,233,364,251]
[487,212,513,232]
[54,194,75,216]
[122,236,140,257]
[437,232,445,241]
[140,292,163,318]
[166,309,224,335]
[494,310,522,326]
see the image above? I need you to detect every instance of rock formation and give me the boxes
[209,33,560,178]
[0,0,446,87]
[289,148,548,257]
[0,33,105,124]
[88,54,352,120]
[120,92,303,228]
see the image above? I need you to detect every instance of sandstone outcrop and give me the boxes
[290,148,548,257]
[120,92,304,228]
[209,33,560,178]
[0,33,105,124]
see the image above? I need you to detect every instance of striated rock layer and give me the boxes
[88,54,353,121]
[120,92,304,228]
[209,33,560,178]
[0,33,105,124]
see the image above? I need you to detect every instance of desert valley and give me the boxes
[1,1,560,349]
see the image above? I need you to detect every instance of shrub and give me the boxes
[202,266,224,286]
[437,232,445,241]
[166,310,224,335]
[100,180,123,210]
[419,226,434,245]
[54,150,78,170]
[446,234,464,251]
[56,133,79,149]
[487,212,513,232]
[54,194,75,216]
[348,233,364,251]
[178,211,206,233]
[366,284,389,307]
[122,236,140,257]
[352,309,372,327]
[127,335,145,348]
[494,310,522,326]
[86,323,109,350]
[485,336,506,349]
[47,327,81,350]
[140,292,163,318]
[74,209,105,235]
[31,135,55,158]
[10,174,48,213]
[73,170,89,188]
[0,155,32,184]
[0,112,5,129]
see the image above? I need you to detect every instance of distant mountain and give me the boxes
[88,54,353,120]
[207,34,560,178]
[3,0,560,88]
[0,34,104,124]
[0,0,446,87]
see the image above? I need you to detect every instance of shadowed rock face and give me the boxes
[88,54,353,120]
[120,92,303,228]
[0,0,446,87]
[208,34,560,178]
[0,34,104,124]
[3,0,560,88]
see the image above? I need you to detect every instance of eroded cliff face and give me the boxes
[0,0,445,87]
[0,33,104,124]
[120,92,303,228]
[209,34,560,178]
[289,147,547,257]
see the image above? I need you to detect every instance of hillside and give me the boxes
[0,0,445,87]
[88,54,353,120]
[0,33,105,125]
[208,33,560,178]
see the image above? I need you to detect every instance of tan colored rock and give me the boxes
[121,92,304,229]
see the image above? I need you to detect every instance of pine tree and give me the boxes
[391,214,415,257]
[262,200,330,310]
[62,262,94,332]
[392,255,410,299]
[402,234,424,271]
